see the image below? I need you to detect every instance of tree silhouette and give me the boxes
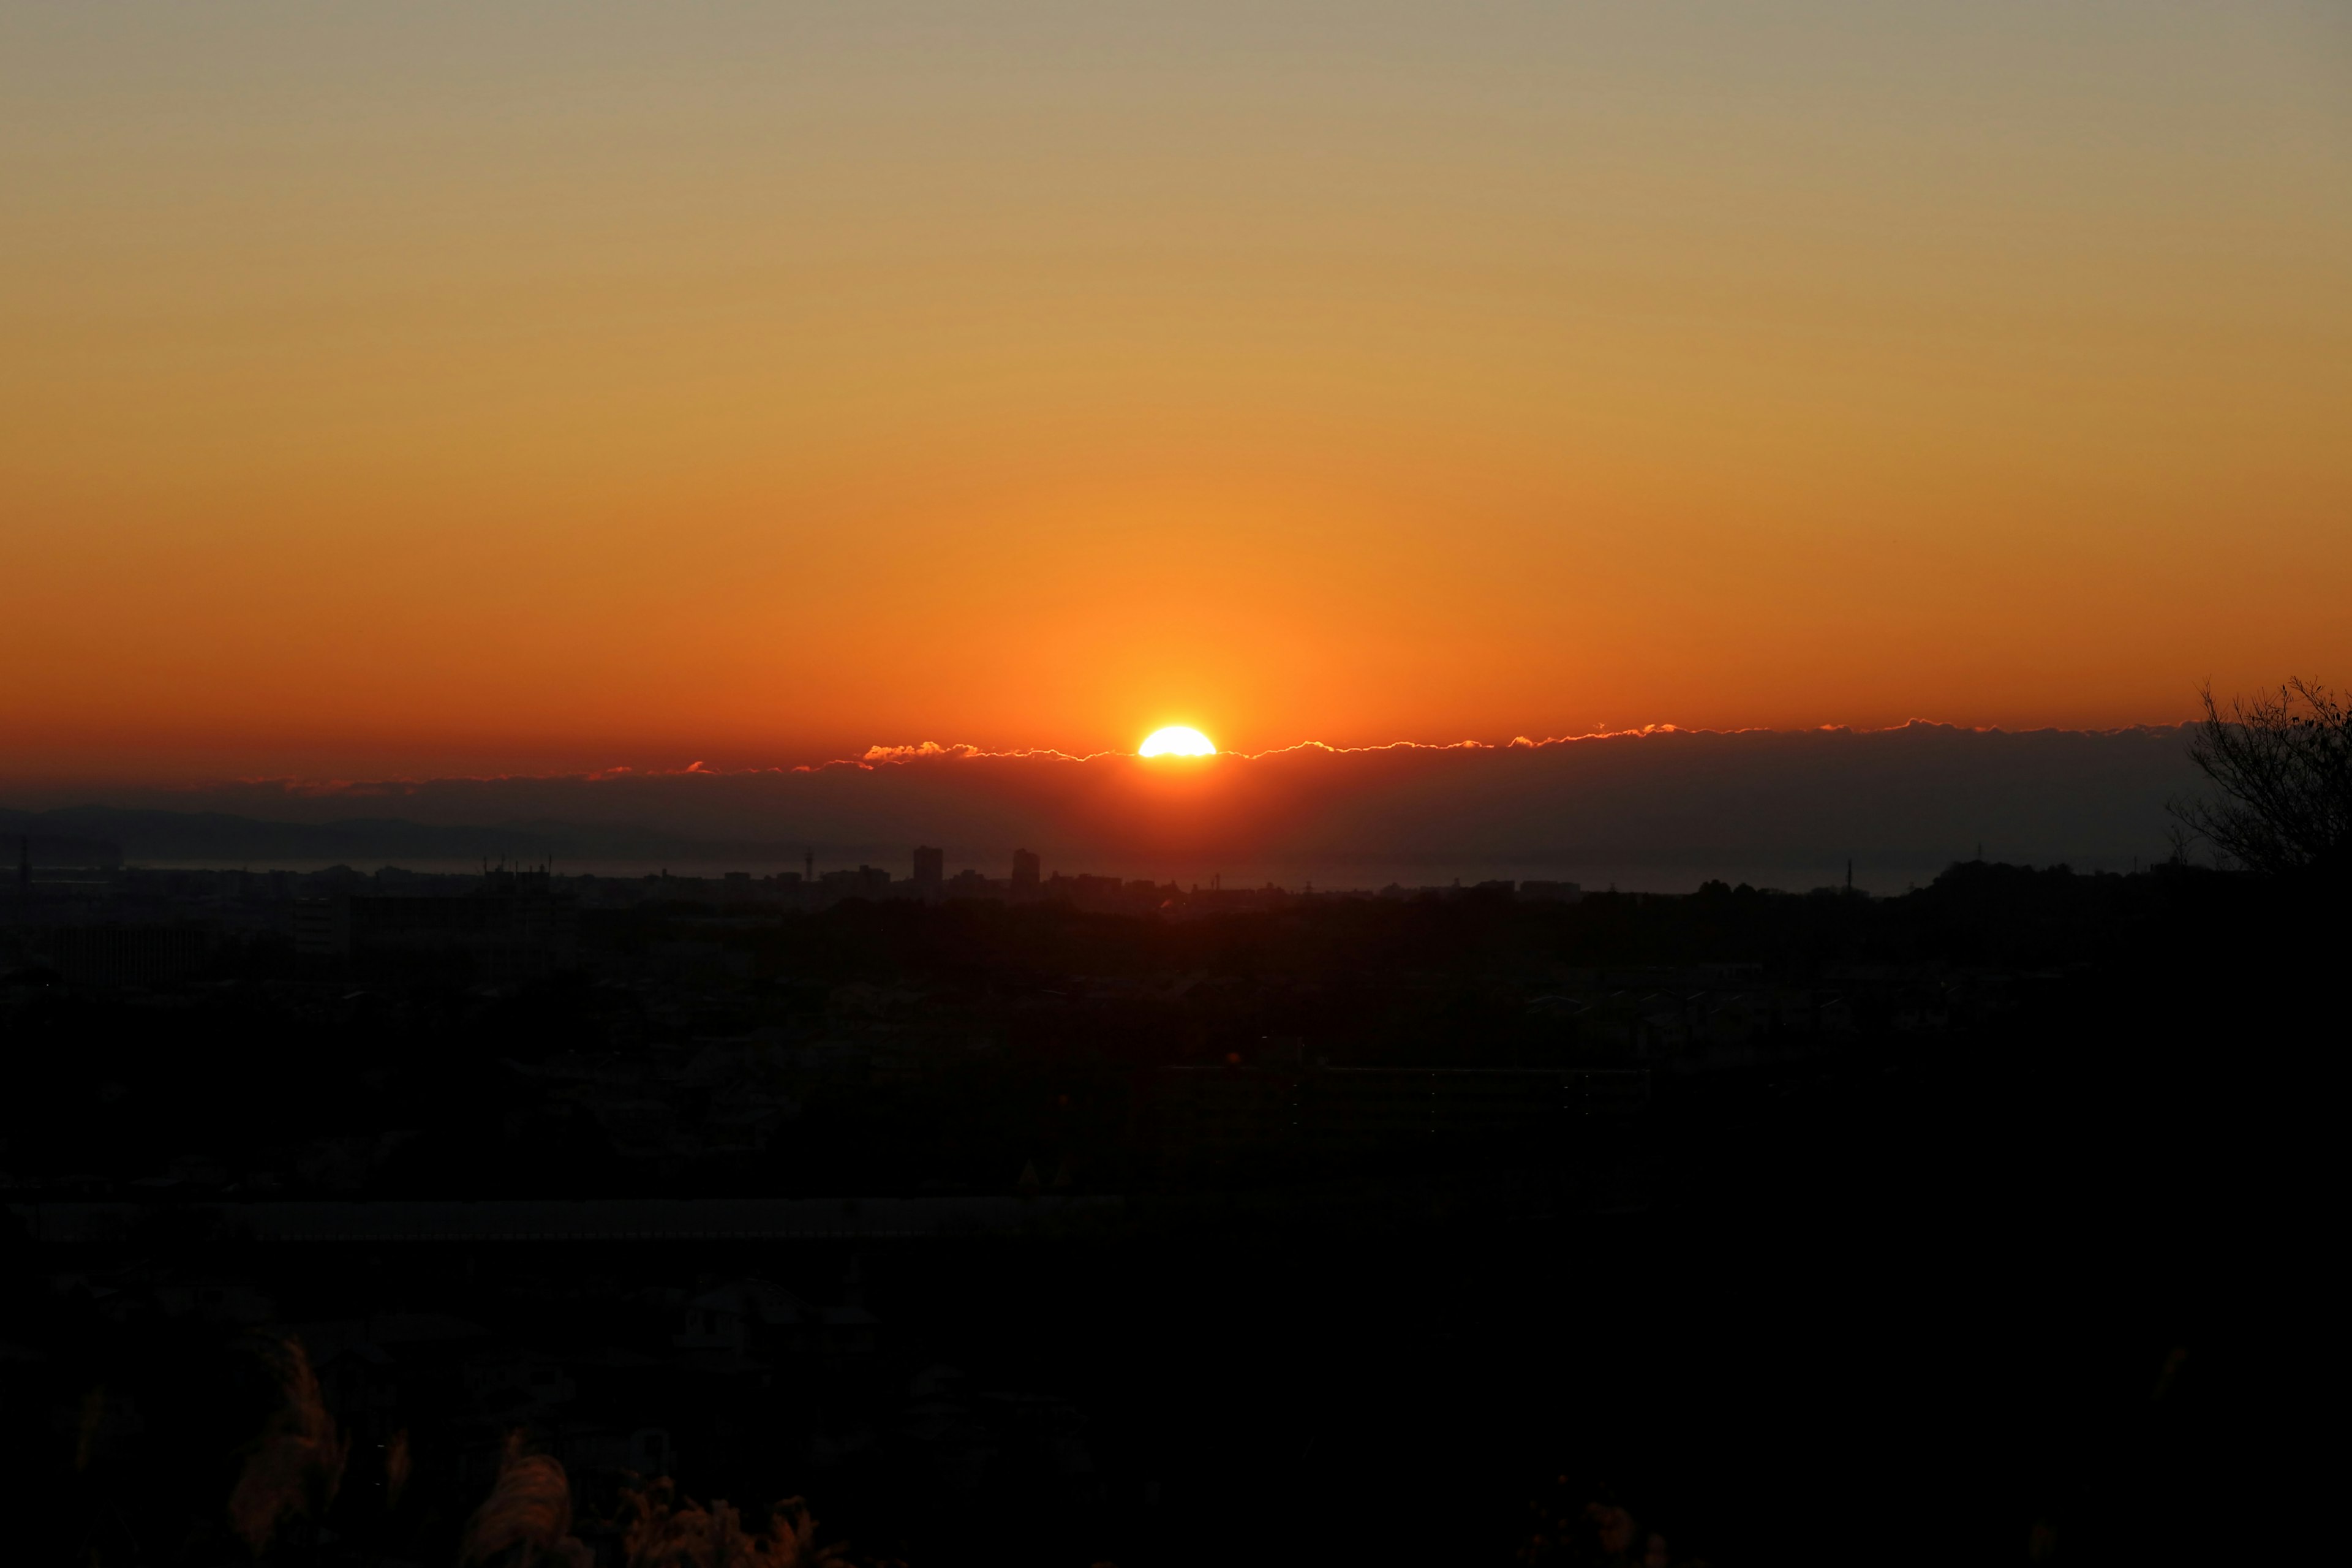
[2173,678,2352,877]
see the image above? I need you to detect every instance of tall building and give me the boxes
[1011,848,1041,890]
[912,845,944,886]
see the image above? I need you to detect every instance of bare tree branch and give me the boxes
[2172,678,2352,878]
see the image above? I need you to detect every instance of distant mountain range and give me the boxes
[0,806,807,870]
[2,722,2208,891]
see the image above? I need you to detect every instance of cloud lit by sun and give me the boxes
[1139,726,1216,758]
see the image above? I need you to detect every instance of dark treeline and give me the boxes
[1,860,2326,1565]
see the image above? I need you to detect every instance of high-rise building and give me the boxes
[1011,848,1041,889]
[912,845,944,886]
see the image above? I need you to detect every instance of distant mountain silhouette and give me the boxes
[0,806,797,868]
[2,723,2201,886]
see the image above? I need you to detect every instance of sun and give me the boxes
[1138,725,1216,758]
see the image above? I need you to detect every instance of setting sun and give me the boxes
[1139,726,1216,758]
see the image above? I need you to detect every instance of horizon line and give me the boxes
[0,715,2206,803]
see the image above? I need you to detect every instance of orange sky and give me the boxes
[4,3,2348,784]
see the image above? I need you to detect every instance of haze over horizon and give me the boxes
[0,710,2216,785]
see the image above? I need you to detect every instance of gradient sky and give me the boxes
[5,2,2348,783]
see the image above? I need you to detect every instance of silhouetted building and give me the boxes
[293,896,349,957]
[302,866,578,978]
[1011,848,1041,890]
[1050,872,1128,909]
[40,924,212,988]
[913,845,944,886]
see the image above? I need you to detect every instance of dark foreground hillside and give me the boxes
[0,862,2324,1565]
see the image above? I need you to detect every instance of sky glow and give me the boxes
[0,3,2345,784]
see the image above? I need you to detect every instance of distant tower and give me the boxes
[913,845,944,886]
[1011,848,1041,891]
[805,846,815,883]
[17,834,28,893]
